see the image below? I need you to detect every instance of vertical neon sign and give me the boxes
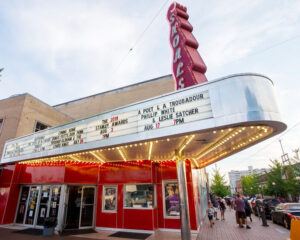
[167,2,207,90]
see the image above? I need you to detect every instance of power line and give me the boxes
[244,35,300,59]
[112,0,170,75]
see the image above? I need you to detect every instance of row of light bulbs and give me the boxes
[18,125,273,168]
[196,125,273,168]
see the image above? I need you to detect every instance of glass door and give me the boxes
[64,186,95,229]
[36,186,50,226]
[49,186,61,218]
[15,186,30,224]
[25,186,40,225]
[80,187,95,227]
[65,186,82,229]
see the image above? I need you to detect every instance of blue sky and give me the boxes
[0,0,300,180]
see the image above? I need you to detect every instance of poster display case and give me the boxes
[102,186,117,212]
[163,181,180,218]
[124,184,154,209]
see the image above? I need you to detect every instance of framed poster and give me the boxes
[102,186,117,212]
[163,181,180,218]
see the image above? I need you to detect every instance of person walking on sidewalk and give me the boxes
[207,202,215,228]
[219,197,226,220]
[244,197,253,222]
[235,194,251,229]
[212,198,220,220]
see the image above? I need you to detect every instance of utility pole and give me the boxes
[279,139,292,201]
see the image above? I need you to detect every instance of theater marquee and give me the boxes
[3,90,212,160]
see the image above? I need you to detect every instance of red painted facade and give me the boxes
[0,160,201,231]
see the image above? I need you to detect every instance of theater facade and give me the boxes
[0,2,287,239]
[0,72,286,235]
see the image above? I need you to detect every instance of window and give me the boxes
[35,121,50,132]
[102,186,117,212]
[163,181,180,218]
[0,118,3,134]
[124,184,154,209]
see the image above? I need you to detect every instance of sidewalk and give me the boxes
[0,210,290,240]
[196,209,290,240]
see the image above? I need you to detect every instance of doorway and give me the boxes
[15,185,62,227]
[64,186,95,229]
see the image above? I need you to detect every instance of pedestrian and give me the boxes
[235,194,251,229]
[212,197,220,220]
[244,197,252,222]
[226,198,232,211]
[219,197,226,220]
[207,201,215,228]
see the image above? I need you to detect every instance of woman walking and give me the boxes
[219,198,226,220]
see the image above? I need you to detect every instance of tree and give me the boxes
[265,160,287,197]
[210,168,230,197]
[265,159,300,199]
[241,174,260,196]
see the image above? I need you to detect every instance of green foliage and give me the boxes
[241,174,260,196]
[210,168,230,197]
[265,160,300,198]
[265,160,287,197]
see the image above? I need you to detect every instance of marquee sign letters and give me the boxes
[167,2,207,89]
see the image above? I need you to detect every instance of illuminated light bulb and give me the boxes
[213,131,217,134]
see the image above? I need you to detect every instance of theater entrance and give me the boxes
[64,186,96,229]
[15,185,62,228]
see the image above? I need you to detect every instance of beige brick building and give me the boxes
[0,74,174,157]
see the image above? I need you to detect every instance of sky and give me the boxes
[0,0,300,181]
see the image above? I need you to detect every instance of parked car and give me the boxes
[271,203,300,229]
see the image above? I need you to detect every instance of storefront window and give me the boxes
[102,186,117,212]
[49,186,61,218]
[163,181,180,218]
[124,184,154,209]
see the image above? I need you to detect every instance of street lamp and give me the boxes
[272,182,276,197]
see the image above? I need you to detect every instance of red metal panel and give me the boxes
[100,161,152,184]
[116,184,123,228]
[0,187,10,223]
[64,164,98,184]
[123,209,154,230]
[1,164,22,224]
[186,161,197,230]
[19,165,65,184]
[0,165,15,186]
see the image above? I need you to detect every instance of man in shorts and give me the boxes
[235,194,251,229]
